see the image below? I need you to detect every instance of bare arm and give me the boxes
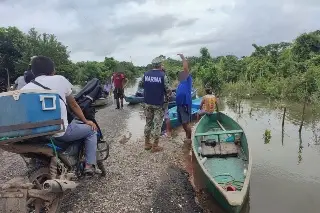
[177,53,189,73]
[66,95,97,130]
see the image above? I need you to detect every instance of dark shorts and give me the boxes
[177,105,191,124]
[113,88,124,99]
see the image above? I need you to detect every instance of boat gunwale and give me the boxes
[191,111,252,207]
[124,88,198,104]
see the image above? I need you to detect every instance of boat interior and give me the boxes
[194,113,249,192]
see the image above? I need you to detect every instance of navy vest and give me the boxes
[143,70,165,106]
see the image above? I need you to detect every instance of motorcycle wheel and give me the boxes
[27,167,63,213]
[97,161,107,177]
[96,140,109,177]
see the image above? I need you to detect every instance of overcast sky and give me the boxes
[0,0,319,65]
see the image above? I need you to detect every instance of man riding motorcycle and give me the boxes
[21,56,98,176]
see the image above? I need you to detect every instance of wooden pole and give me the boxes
[282,107,286,128]
[299,97,307,133]
[281,107,286,146]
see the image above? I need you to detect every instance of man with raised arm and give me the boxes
[175,53,192,143]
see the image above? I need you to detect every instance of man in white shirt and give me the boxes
[22,56,98,176]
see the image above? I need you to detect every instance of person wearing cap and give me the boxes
[13,56,36,90]
[197,87,219,121]
[175,53,192,144]
[140,57,171,152]
[24,56,37,84]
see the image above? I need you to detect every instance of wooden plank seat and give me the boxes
[195,129,243,137]
[200,140,239,158]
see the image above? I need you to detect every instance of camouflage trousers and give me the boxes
[144,104,165,141]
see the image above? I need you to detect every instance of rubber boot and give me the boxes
[116,98,120,109]
[145,137,152,150]
[151,139,163,153]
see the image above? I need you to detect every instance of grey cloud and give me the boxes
[55,0,147,11]
[57,27,119,57]
[174,0,320,58]
[175,18,198,28]
[111,14,178,37]
[1,0,320,65]
[172,37,223,47]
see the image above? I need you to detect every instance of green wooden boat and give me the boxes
[192,112,251,213]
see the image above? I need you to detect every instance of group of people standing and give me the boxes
[140,53,193,153]
[13,54,218,158]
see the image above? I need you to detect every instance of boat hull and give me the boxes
[124,95,144,104]
[191,112,251,213]
[92,98,109,107]
[167,89,198,109]
[161,98,202,132]
[192,152,248,212]
[125,89,198,107]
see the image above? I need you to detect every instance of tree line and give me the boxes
[151,30,320,103]
[0,27,145,87]
[1,26,320,104]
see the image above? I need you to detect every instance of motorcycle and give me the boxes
[0,78,110,213]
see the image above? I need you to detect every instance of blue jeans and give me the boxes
[56,120,97,165]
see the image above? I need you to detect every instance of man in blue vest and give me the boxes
[175,53,192,144]
[141,57,171,152]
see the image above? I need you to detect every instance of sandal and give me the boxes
[84,167,94,176]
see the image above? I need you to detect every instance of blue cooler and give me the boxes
[0,90,63,140]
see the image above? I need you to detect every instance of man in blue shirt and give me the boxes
[175,53,192,143]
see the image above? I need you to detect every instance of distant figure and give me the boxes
[24,56,37,84]
[175,53,192,144]
[103,80,112,97]
[139,57,171,152]
[197,88,218,121]
[24,70,35,84]
[13,75,27,90]
[135,87,144,97]
[14,59,36,90]
[112,72,127,109]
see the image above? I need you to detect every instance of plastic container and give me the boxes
[0,90,63,140]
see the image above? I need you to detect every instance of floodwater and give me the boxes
[123,79,320,213]
[222,99,320,213]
